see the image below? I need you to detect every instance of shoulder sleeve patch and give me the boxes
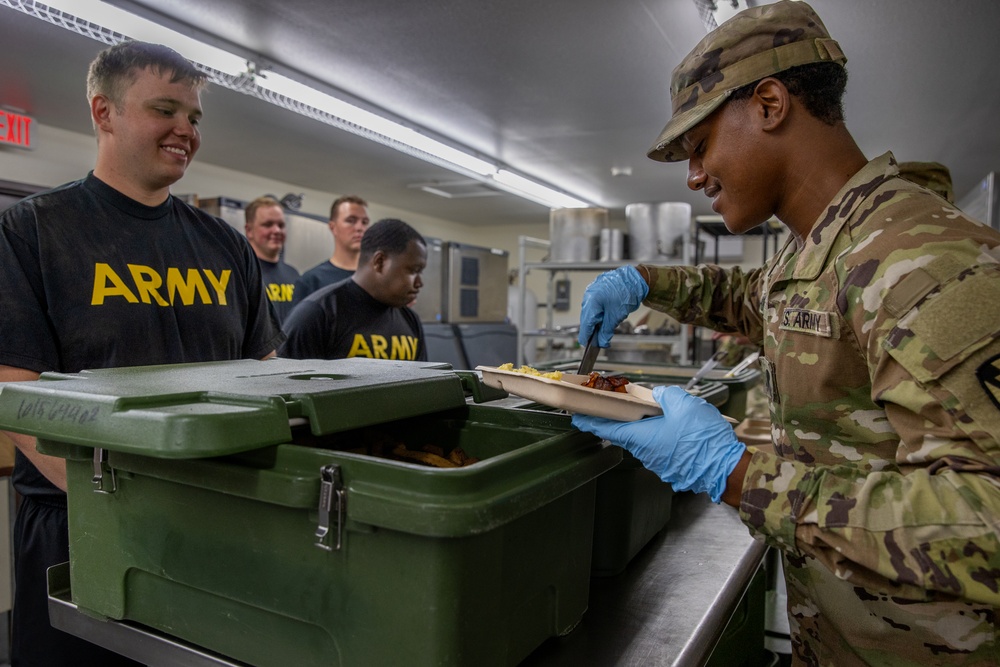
[887,267,1000,384]
[884,254,965,319]
[977,353,1000,412]
[909,270,1000,362]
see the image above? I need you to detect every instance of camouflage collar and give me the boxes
[773,152,899,283]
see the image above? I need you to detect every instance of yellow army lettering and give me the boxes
[266,283,295,303]
[91,263,231,306]
[347,334,419,360]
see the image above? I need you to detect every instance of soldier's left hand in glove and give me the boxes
[571,385,746,503]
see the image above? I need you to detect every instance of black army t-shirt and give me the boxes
[0,173,285,498]
[280,279,426,361]
[258,258,301,324]
[291,260,354,306]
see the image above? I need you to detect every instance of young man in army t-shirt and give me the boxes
[244,195,301,324]
[280,218,427,362]
[0,42,283,666]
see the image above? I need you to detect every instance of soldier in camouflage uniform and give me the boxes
[572,2,1000,665]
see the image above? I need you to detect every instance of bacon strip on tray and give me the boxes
[582,372,630,393]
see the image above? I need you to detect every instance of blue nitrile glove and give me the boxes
[571,385,745,503]
[578,265,649,348]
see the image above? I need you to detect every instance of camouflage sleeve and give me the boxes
[741,257,1000,605]
[639,263,766,342]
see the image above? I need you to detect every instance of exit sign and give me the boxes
[0,109,34,150]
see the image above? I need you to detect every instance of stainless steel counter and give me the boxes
[522,492,767,666]
[48,492,765,667]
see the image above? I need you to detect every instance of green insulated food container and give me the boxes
[0,358,621,667]
[465,371,722,578]
[585,374,726,576]
[590,450,673,577]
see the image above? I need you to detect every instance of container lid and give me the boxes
[0,358,467,458]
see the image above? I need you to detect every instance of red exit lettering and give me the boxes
[0,110,34,149]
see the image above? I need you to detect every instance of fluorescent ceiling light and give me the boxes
[39,0,247,76]
[493,170,589,209]
[257,72,496,177]
[9,0,595,209]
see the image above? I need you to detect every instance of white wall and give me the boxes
[0,122,524,244]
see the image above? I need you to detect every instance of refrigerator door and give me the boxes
[444,242,508,323]
[411,237,445,322]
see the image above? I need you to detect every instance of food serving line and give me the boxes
[0,357,767,666]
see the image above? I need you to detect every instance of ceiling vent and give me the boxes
[408,180,503,199]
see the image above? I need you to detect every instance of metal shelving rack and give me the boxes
[515,235,690,366]
[693,216,784,265]
[689,216,784,362]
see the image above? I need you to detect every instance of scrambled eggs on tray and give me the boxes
[496,363,563,381]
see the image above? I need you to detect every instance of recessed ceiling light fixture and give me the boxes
[3,0,593,209]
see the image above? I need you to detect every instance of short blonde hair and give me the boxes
[245,196,282,226]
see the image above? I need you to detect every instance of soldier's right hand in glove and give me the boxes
[578,265,649,348]
[571,385,746,503]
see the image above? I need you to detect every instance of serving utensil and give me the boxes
[576,330,602,376]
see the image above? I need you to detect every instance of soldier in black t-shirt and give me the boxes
[291,194,370,306]
[244,195,301,324]
[0,42,283,667]
[281,219,427,361]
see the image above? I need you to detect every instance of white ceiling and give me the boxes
[1,0,999,226]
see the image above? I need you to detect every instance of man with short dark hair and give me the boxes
[281,218,427,361]
[572,2,1000,664]
[291,194,370,305]
[0,40,283,666]
[245,195,301,323]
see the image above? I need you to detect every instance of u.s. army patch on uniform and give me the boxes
[779,307,834,337]
[976,353,1000,411]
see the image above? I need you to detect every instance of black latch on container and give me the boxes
[315,464,345,551]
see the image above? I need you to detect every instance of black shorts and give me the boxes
[12,495,144,667]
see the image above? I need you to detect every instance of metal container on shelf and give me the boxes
[626,202,691,261]
[0,358,620,667]
[598,228,625,261]
[549,207,608,262]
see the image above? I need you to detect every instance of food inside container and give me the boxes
[291,423,479,468]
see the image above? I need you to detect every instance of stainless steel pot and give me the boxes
[549,207,608,262]
[599,228,624,261]
[625,202,691,262]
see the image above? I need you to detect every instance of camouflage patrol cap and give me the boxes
[648,0,847,162]
[898,161,954,203]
